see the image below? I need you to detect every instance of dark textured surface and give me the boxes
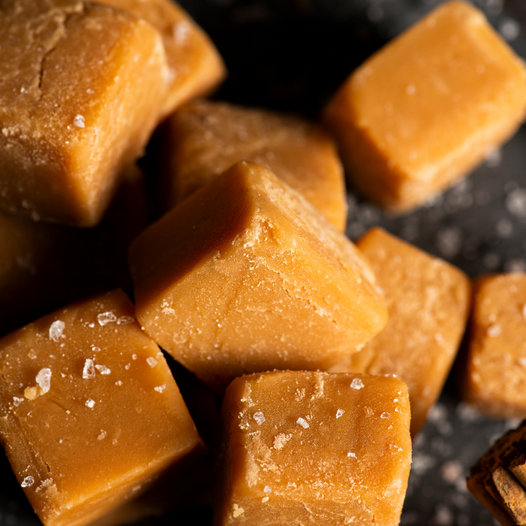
[1,0,526,525]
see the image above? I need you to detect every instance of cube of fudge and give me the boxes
[464,274,526,418]
[330,228,471,435]
[0,289,202,526]
[324,1,526,212]
[159,99,347,231]
[129,161,387,393]
[216,371,412,526]
[97,0,225,117]
[0,0,168,226]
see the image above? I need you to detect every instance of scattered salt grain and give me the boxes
[347,452,356,458]
[350,378,364,390]
[154,385,166,393]
[21,476,34,488]
[273,433,292,450]
[36,368,51,394]
[336,409,344,418]
[97,311,117,326]
[91,345,100,352]
[95,365,111,375]
[487,324,501,337]
[115,381,123,386]
[146,357,158,368]
[85,399,95,408]
[116,316,134,325]
[381,412,390,419]
[97,430,107,441]
[296,417,309,428]
[13,397,23,407]
[73,114,85,128]
[264,486,272,493]
[49,320,65,342]
[232,504,244,518]
[82,359,95,379]
[253,411,265,425]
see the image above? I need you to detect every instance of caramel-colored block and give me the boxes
[324,1,526,212]
[129,161,387,393]
[0,290,202,526]
[464,274,526,419]
[159,99,347,231]
[0,0,168,226]
[331,228,471,436]
[97,0,225,117]
[216,371,412,526]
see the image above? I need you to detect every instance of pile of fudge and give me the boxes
[1,1,526,525]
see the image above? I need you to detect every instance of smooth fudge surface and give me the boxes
[0,290,202,526]
[130,161,387,392]
[0,0,167,226]
[216,371,412,526]
[97,0,225,117]
[160,99,347,231]
[464,274,526,418]
[324,0,526,212]
[331,228,471,436]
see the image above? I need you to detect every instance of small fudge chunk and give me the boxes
[324,0,526,212]
[468,420,526,526]
[0,0,168,226]
[464,274,526,419]
[330,228,471,436]
[0,289,202,526]
[97,0,225,117]
[129,161,387,393]
[159,99,347,231]
[216,371,412,526]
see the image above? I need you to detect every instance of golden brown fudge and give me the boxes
[330,228,471,436]
[129,161,387,393]
[216,371,412,526]
[97,0,225,117]
[468,420,526,526]
[158,99,347,231]
[324,0,526,212]
[464,274,526,419]
[0,0,168,226]
[0,289,202,526]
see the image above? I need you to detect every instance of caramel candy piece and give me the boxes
[324,0,526,212]
[159,99,347,231]
[216,371,412,526]
[468,420,526,526]
[330,228,471,435]
[129,161,387,393]
[0,0,168,226]
[464,274,526,418]
[97,0,225,117]
[0,289,202,526]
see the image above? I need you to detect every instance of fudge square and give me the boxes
[216,371,412,526]
[464,274,526,418]
[0,0,168,226]
[331,228,471,436]
[324,1,526,212]
[129,161,387,393]
[0,289,202,526]
[159,99,347,231]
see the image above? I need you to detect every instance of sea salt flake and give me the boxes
[232,504,244,518]
[97,311,117,326]
[262,497,269,503]
[350,378,364,390]
[115,380,123,386]
[116,316,134,325]
[296,417,309,428]
[347,452,357,458]
[36,368,51,394]
[154,385,166,393]
[82,359,95,379]
[21,476,34,488]
[146,357,158,368]
[49,320,65,342]
[13,397,23,407]
[253,411,265,425]
[264,486,272,493]
[85,398,95,408]
[97,430,107,440]
[381,412,390,419]
[95,365,111,375]
[336,409,344,418]
[73,114,85,128]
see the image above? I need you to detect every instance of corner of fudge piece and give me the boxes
[0,289,203,526]
[323,0,526,212]
[215,370,412,526]
[129,160,387,392]
[0,0,168,226]
[331,227,471,436]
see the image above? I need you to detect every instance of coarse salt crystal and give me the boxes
[49,320,65,342]
[347,452,357,458]
[95,365,111,375]
[336,409,344,418]
[97,312,117,326]
[146,357,158,368]
[97,430,107,441]
[21,476,34,488]
[296,417,309,428]
[82,359,95,379]
[253,411,265,425]
[115,380,123,386]
[13,397,24,407]
[85,399,95,408]
[264,486,272,493]
[116,316,134,325]
[36,368,51,394]
[73,114,85,128]
[350,378,364,390]
[381,412,390,419]
[154,385,166,393]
